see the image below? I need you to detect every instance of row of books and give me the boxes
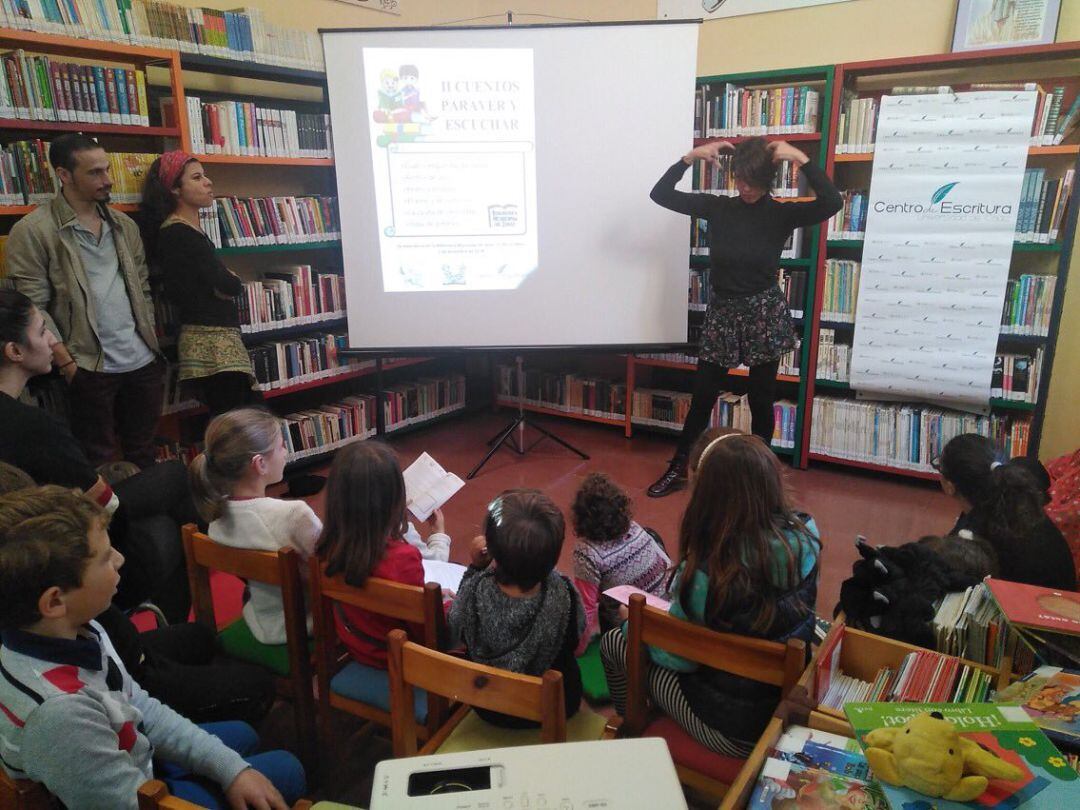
[995,82,1080,146]
[0,138,52,204]
[635,342,802,378]
[1,3,324,71]
[383,375,467,433]
[249,333,367,393]
[692,156,804,198]
[183,96,332,159]
[1001,273,1056,337]
[631,386,750,433]
[826,190,868,240]
[835,92,878,154]
[236,267,347,334]
[819,652,995,710]
[933,582,1018,671]
[1016,167,1073,244]
[688,267,806,317]
[497,366,627,420]
[283,395,376,463]
[777,267,807,318]
[810,395,1030,471]
[1,50,149,125]
[992,350,1043,403]
[690,221,803,259]
[821,259,860,323]
[201,196,341,248]
[693,83,821,138]
[816,328,851,383]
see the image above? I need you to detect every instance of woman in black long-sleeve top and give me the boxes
[646,138,843,497]
[141,152,258,416]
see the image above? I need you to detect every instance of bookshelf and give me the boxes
[801,41,1080,478]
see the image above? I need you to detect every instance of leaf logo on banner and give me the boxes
[931,182,959,204]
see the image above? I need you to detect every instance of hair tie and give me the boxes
[697,432,739,468]
[990,461,1003,471]
[158,150,194,190]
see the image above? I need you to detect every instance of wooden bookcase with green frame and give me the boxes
[494,65,836,460]
[801,41,1080,480]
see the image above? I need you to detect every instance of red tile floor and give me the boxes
[239,410,959,622]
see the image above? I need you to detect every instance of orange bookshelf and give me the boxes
[192,154,334,167]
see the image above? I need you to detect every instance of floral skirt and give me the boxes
[699,285,798,368]
[177,325,254,383]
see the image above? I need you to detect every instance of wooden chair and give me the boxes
[608,594,806,805]
[0,771,56,810]
[137,780,312,809]
[180,524,316,770]
[388,629,607,757]
[308,555,448,752]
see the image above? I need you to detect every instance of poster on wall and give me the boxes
[952,0,1061,51]
[849,91,1036,411]
[658,0,855,20]
[331,0,402,15]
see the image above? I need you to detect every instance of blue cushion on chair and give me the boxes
[329,661,427,723]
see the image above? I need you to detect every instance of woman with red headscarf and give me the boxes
[141,152,258,416]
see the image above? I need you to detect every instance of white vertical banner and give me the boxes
[850,91,1036,411]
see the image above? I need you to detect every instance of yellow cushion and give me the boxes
[435,708,608,754]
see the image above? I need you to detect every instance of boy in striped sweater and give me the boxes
[0,486,304,809]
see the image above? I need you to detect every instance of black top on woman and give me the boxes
[647,138,842,497]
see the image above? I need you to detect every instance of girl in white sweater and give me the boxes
[190,408,322,645]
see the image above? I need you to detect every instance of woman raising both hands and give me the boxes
[646,138,842,497]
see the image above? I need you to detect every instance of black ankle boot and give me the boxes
[647,457,688,498]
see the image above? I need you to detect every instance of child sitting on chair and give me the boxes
[449,489,585,727]
[570,472,670,653]
[0,486,304,808]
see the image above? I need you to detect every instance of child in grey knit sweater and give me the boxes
[448,489,585,728]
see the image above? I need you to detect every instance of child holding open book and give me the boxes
[317,441,452,669]
[571,472,670,653]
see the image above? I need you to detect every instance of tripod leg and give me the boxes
[528,419,590,460]
[467,416,524,479]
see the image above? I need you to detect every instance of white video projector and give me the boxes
[370,738,688,809]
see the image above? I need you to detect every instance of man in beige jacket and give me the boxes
[7,134,163,468]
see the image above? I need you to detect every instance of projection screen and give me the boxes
[321,21,699,351]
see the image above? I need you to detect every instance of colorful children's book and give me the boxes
[985,577,1080,637]
[995,667,1080,750]
[845,702,1078,809]
[748,757,888,809]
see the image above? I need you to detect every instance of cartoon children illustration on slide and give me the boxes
[372,64,436,146]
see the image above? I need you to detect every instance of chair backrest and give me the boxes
[387,629,566,756]
[181,523,304,630]
[0,770,56,810]
[624,594,806,736]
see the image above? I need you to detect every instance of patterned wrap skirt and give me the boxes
[699,284,798,368]
[177,324,254,383]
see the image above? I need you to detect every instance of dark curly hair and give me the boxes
[732,136,776,191]
[571,472,632,544]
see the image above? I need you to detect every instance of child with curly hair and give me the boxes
[571,472,670,653]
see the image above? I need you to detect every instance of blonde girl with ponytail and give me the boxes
[190,408,322,644]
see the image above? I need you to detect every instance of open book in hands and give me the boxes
[403,451,465,522]
[602,585,671,611]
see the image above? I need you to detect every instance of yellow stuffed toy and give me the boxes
[864,711,1024,802]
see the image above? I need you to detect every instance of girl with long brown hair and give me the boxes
[601,429,821,757]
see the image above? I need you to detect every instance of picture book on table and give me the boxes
[845,703,1077,809]
[748,724,886,809]
[994,666,1080,749]
[984,577,1080,636]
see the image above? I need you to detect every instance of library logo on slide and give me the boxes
[873,180,1012,219]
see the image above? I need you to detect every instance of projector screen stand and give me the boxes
[467,355,589,479]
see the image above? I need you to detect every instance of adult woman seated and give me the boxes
[0,289,196,620]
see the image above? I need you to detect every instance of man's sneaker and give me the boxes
[647,457,688,498]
